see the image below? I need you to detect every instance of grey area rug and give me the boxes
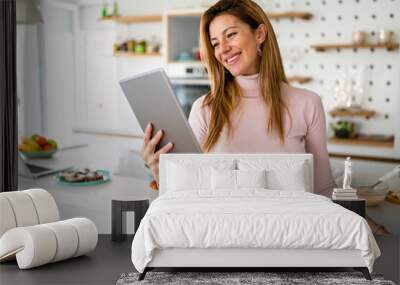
[116,271,396,285]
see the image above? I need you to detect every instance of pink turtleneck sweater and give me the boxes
[188,73,335,197]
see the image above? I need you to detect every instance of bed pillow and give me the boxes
[166,160,235,192]
[267,163,307,191]
[211,168,267,190]
[236,169,267,189]
[166,162,210,191]
[238,159,308,191]
[211,168,236,190]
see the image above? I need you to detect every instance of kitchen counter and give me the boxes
[18,145,158,234]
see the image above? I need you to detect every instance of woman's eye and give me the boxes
[212,43,219,48]
[227,32,237,38]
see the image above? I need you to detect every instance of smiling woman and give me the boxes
[140,0,335,198]
[189,0,335,197]
[199,1,288,153]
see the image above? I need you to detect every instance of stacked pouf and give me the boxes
[0,189,98,269]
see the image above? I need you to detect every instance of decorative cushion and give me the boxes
[238,159,308,191]
[236,169,267,189]
[0,196,16,237]
[0,225,57,268]
[64,218,98,257]
[267,163,307,191]
[1,191,39,227]
[211,168,236,190]
[166,160,235,192]
[166,162,210,191]
[0,189,59,237]
[42,221,79,262]
[24,189,60,223]
[211,169,267,190]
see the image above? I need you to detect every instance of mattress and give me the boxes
[131,190,380,273]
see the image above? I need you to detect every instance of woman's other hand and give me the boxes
[140,123,174,186]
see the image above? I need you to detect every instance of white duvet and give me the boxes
[131,190,380,273]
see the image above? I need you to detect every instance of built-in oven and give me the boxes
[164,10,210,117]
[166,61,210,117]
[169,77,210,118]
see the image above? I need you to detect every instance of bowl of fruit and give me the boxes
[18,134,58,159]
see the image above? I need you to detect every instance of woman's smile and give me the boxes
[225,52,241,65]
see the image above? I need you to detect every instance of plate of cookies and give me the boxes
[55,168,111,187]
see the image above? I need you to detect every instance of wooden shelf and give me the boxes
[329,153,400,163]
[100,15,162,24]
[329,108,376,119]
[165,10,313,20]
[287,76,312,84]
[268,12,313,20]
[168,60,202,64]
[114,51,161,57]
[329,137,394,148]
[101,11,312,24]
[311,42,399,52]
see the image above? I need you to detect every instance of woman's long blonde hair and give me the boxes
[199,0,289,152]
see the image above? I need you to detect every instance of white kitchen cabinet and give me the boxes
[164,9,203,63]
[73,7,166,137]
[81,30,119,130]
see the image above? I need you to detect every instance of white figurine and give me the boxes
[342,157,352,190]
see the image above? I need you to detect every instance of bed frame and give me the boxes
[139,248,371,280]
[137,154,372,281]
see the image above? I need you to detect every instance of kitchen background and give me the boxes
[17,0,400,235]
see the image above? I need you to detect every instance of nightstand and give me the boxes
[110,175,158,242]
[332,199,366,218]
[111,198,149,242]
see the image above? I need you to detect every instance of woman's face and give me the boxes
[209,13,266,77]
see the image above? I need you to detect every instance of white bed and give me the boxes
[131,154,380,281]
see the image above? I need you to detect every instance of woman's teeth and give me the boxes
[227,54,240,65]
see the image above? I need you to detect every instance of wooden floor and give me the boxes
[0,235,398,285]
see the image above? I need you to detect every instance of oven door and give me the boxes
[170,78,210,118]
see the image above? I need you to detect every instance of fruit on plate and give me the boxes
[18,137,41,152]
[47,139,58,149]
[35,136,47,147]
[18,134,58,152]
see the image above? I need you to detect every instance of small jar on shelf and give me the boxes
[146,35,161,54]
[134,40,146,54]
[330,120,356,139]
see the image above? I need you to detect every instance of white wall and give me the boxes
[28,2,80,147]
[17,25,43,138]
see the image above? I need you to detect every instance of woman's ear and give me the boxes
[256,24,267,44]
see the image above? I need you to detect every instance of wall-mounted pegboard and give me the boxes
[263,0,400,158]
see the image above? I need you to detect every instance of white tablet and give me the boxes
[120,68,202,153]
